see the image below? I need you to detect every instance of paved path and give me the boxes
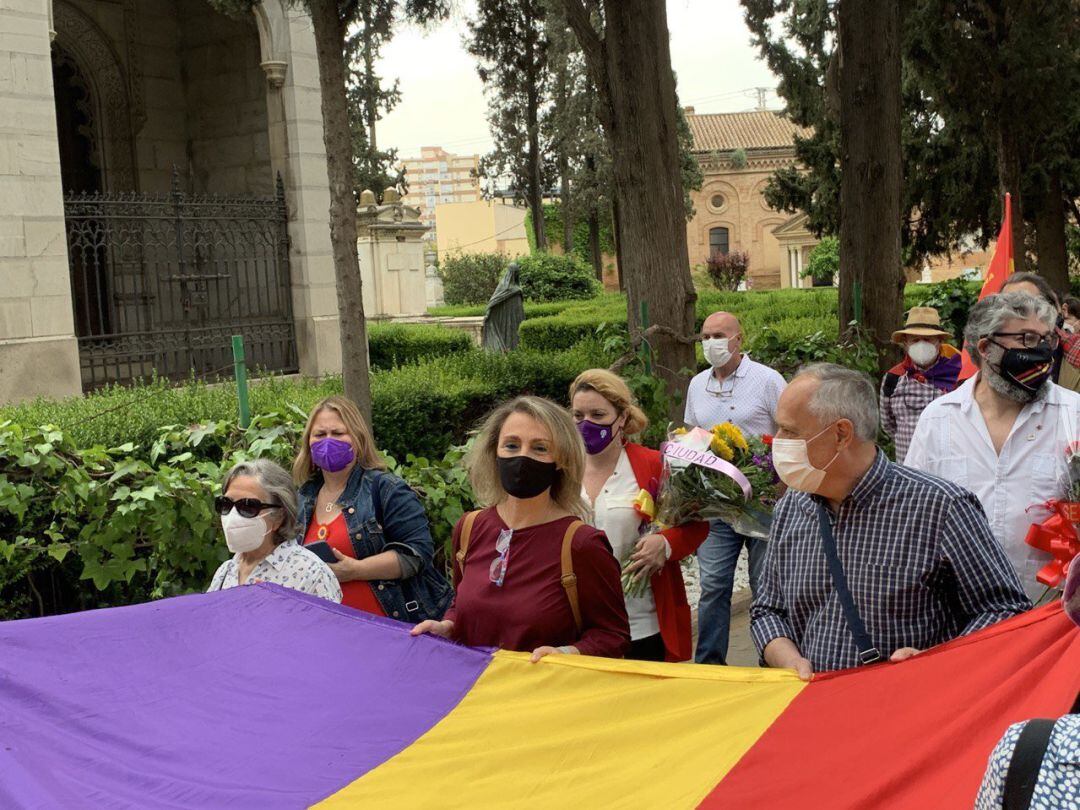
[725,594,759,668]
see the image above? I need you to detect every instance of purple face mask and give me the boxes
[577,419,619,455]
[310,437,355,472]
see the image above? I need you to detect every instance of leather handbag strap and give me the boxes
[1003,718,1056,810]
[454,510,481,578]
[815,502,882,665]
[560,520,585,635]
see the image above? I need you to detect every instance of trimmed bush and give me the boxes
[439,252,507,305]
[426,300,580,319]
[517,252,600,302]
[368,323,472,369]
[436,250,600,307]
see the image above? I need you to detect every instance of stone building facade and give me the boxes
[0,0,342,403]
[685,109,809,290]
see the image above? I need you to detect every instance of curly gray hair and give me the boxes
[963,291,1057,369]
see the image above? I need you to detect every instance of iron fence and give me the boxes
[63,172,298,390]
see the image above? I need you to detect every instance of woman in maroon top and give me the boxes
[412,395,630,661]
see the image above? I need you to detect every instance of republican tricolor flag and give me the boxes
[958,193,1016,380]
[2,583,1078,808]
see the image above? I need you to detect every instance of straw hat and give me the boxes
[891,306,952,344]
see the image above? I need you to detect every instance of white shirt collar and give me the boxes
[950,374,1062,416]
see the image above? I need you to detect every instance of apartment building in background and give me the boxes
[400,147,482,237]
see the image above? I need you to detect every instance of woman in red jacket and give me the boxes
[570,369,708,662]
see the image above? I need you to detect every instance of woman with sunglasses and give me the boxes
[411,396,630,661]
[208,459,342,601]
[571,369,708,662]
[294,396,452,622]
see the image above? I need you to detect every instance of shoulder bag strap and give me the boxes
[560,520,585,635]
[815,502,882,665]
[1003,718,1057,810]
[455,510,481,577]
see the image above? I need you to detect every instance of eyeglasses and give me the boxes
[489,528,513,587]
[705,374,737,398]
[991,331,1060,350]
[214,496,280,519]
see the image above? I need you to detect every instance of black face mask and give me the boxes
[497,455,558,499]
[991,342,1054,393]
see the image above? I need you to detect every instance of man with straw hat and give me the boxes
[879,306,962,462]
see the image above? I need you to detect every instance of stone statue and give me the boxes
[481,261,525,352]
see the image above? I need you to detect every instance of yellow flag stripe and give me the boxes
[316,650,805,809]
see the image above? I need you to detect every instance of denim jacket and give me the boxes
[296,465,452,622]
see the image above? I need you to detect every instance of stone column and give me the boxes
[0,0,82,404]
[254,0,340,378]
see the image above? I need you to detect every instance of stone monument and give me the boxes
[357,188,430,317]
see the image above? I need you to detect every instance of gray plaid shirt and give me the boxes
[750,451,1030,672]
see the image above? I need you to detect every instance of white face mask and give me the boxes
[703,338,733,368]
[771,423,840,494]
[221,510,270,553]
[906,340,939,368]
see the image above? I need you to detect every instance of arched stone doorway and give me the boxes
[51,0,138,192]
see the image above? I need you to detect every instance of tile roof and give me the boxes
[686,110,809,153]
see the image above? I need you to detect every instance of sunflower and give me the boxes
[715,422,749,453]
[709,435,735,461]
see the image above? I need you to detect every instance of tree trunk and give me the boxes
[1034,170,1068,292]
[612,197,625,291]
[559,164,573,253]
[361,6,378,179]
[555,62,574,253]
[525,20,548,252]
[563,0,696,419]
[994,0,1026,274]
[588,209,603,281]
[837,0,903,372]
[309,0,373,425]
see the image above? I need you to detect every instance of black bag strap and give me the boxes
[815,502,882,665]
[1003,718,1056,810]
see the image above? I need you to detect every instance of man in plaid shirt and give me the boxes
[751,364,1029,677]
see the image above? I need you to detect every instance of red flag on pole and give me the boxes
[957,193,1015,381]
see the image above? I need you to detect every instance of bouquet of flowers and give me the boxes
[655,423,779,536]
[621,423,780,597]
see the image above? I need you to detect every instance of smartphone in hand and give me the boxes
[305,541,338,565]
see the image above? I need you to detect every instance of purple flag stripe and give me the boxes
[0,584,491,808]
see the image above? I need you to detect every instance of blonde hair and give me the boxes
[569,368,649,436]
[467,396,588,518]
[293,396,384,485]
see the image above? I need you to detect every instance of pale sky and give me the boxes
[376,0,780,162]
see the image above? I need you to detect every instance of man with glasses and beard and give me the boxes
[906,291,1080,601]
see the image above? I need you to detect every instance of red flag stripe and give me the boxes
[701,604,1080,809]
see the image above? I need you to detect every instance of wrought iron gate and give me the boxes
[63,173,299,390]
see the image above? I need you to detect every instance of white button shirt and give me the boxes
[904,377,1080,601]
[683,354,786,436]
[585,449,660,640]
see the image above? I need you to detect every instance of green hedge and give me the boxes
[438,251,600,306]
[519,283,968,356]
[439,252,507,306]
[427,299,591,319]
[368,323,472,369]
[0,341,611,464]
[0,414,480,620]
